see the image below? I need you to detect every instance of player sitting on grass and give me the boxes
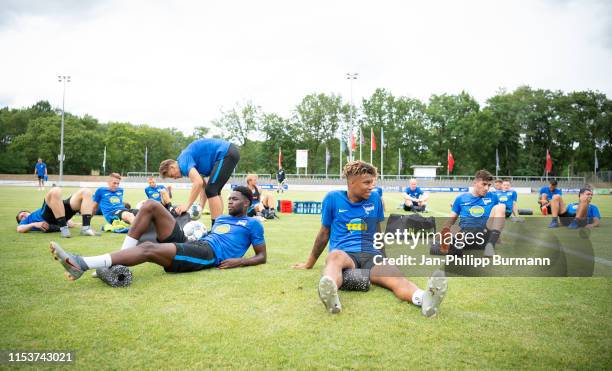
[403,178,428,212]
[245,174,276,219]
[16,187,99,237]
[144,177,173,207]
[49,186,266,280]
[538,179,562,216]
[293,161,447,317]
[549,187,601,229]
[93,173,137,225]
[496,179,522,221]
[436,169,506,258]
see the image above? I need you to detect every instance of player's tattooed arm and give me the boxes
[293,225,330,269]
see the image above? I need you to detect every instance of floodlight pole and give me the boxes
[58,75,71,185]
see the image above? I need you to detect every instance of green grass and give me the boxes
[0,186,611,369]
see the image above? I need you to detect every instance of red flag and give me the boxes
[278,147,282,169]
[371,128,377,151]
[447,150,455,172]
[545,149,552,173]
[351,132,356,151]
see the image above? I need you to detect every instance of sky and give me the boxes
[1,0,610,134]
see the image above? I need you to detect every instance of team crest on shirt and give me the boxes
[109,196,121,204]
[483,198,491,205]
[237,220,247,226]
[346,218,367,232]
[213,224,231,234]
[469,206,485,217]
[362,204,375,214]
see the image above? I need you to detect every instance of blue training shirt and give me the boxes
[565,203,601,223]
[495,190,517,211]
[451,192,499,229]
[373,187,383,197]
[405,186,424,199]
[93,187,126,223]
[177,139,231,178]
[35,162,47,176]
[539,186,562,200]
[145,185,167,202]
[202,215,265,265]
[321,190,385,255]
[19,208,45,231]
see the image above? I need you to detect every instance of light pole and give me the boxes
[346,72,358,161]
[57,75,71,185]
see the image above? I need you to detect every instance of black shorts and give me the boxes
[37,175,45,180]
[346,252,381,270]
[165,240,217,273]
[41,197,77,224]
[539,203,552,214]
[403,202,424,212]
[558,212,587,227]
[111,208,138,221]
[505,210,512,218]
[205,143,240,198]
[157,221,187,244]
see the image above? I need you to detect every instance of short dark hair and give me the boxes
[16,210,29,224]
[474,169,493,182]
[233,186,253,206]
[579,185,593,196]
[550,179,558,186]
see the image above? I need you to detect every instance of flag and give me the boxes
[545,149,552,174]
[350,131,356,151]
[447,149,454,173]
[371,128,377,151]
[360,128,365,145]
[495,147,500,173]
[341,138,347,153]
[278,147,282,169]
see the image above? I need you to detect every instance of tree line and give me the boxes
[0,86,610,177]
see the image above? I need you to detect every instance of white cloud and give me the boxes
[1,0,610,133]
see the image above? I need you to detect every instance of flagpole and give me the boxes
[145,146,148,174]
[102,146,106,175]
[370,128,373,164]
[325,146,329,179]
[398,148,401,177]
[380,128,384,180]
[359,127,362,161]
[495,147,499,177]
[447,149,449,177]
[339,135,342,177]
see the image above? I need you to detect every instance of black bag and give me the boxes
[385,213,436,235]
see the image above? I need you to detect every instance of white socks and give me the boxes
[412,289,425,306]
[121,236,138,250]
[83,254,112,269]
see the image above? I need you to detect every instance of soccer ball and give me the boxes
[183,221,207,241]
[188,204,202,220]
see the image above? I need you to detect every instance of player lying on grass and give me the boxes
[159,138,240,227]
[293,161,447,317]
[16,187,99,237]
[435,169,506,258]
[403,178,428,212]
[49,186,266,280]
[548,187,601,229]
[538,179,561,216]
[144,177,173,207]
[93,173,137,225]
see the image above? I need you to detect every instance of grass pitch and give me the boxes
[0,186,610,369]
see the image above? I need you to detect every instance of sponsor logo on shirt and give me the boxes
[213,224,231,234]
[237,220,247,226]
[109,196,121,204]
[346,218,367,232]
[469,206,485,217]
